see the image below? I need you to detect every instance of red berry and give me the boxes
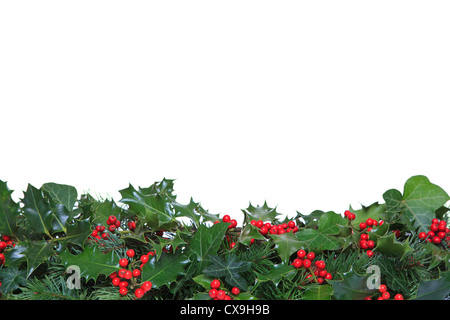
[379,284,387,293]
[222,215,231,223]
[108,215,116,224]
[382,292,390,300]
[430,224,439,232]
[288,221,296,228]
[359,222,367,230]
[367,250,374,257]
[418,232,427,240]
[119,281,128,288]
[124,270,132,280]
[259,226,268,235]
[255,220,264,228]
[366,218,374,226]
[231,287,240,295]
[315,260,326,269]
[230,219,237,228]
[209,289,217,298]
[433,236,441,244]
[112,277,121,286]
[360,233,369,241]
[306,252,315,260]
[126,249,135,258]
[360,240,368,249]
[119,287,128,296]
[216,290,226,300]
[297,249,306,258]
[135,288,144,299]
[141,281,152,292]
[394,294,403,300]
[367,240,375,249]
[431,218,439,225]
[140,255,149,264]
[210,279,221,289]
[325,273,333,280]
[292,258,302,269]
[119,258,128,267]
[303,259,312,268]
[250,220,256,226]
[108,224,116,232]
[269,226,278,234]
[132,269,141,278]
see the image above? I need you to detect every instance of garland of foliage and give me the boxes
[0,175,449,300]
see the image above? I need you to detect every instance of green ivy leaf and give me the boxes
[401,175,450,233]
[141,252,190,289]
[295,229,343,252]
[59,246,120,282]
[203,254,251,291]
[0,180,20,236]
[42,182,78,211]
[269,232,304,264]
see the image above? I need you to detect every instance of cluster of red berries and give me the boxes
[292,250,332,284]
[358,218,383,257]
[220,215,238,229]
[344,210,356,220]
[127,220,136,231]
[106,215,121,232]
[110,248,154,299]
[251,219,298,236]
[364,284,403,300]
[418,218,449,246]
[208,279,240,300]
[0,235,15,266]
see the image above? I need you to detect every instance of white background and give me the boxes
[1,1,449,224]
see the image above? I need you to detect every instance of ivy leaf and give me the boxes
[269,232,304,264]
[21,184,53,237]
[188,222,228,270]
[413,271,450,300]
[203,254,251,291]
[383,189,405,221]
[329,270,375,300]
[42,182,78,211]
[0,180,20,236]
[242,201,282,223]
[141,252,190,289]
[375,233,413,258]
[59,246,120,282]
[401,175,450,233]
[318,211,348,235]
[0,266,27,294]
[302,284,333,300]
[295,228,343,252]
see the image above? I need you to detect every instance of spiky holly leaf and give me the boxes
[21,184,53,237]
[401,175,450,233]
[192,274,216,290]
[203,254,251,291]
[3,242,27,268]
[413,271,450,300]
[55,218,92,251]
[22,240,55,277]
[239,223,267,246]
[256,264,296,285]
[375,233,413,258]
[141,252,190,289]
[269,232,304,264]
[42,182,78,212]
[0,180,20,236]
[149,231,187,261]
[139,178,176,199]
[423,242,450,269]
[0,266,27,294]
[302,284,333,300]
[242,201,282,223]
[329,270,375,300]
[119,184,176,231]
[59,246,120,282]
[172,197,201,226]
[91,199,123,225]
[295,210,324,228]
[188,222,228,270]
[349,202,386,226]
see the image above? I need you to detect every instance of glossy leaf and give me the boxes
[141,252,190,289]
[42,182,78,211]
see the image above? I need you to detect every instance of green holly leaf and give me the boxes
[59,246,120,282]
[0,266,27,294]
[329,270,375,300]
[349,202,386,226]
[119,184,175,230]
[256,264,296,285]
[56,218,92,251]
[172,197,202,226]
[42,182,78,212]
[375,233,413,258]
[401,175,450,233]
[239,223,266,246]
[141,252,190,289]
[91,199,123,225]
[295,210,323,228]
[413,271,450,300]
[242,201,282,223]
[203,254,251,291]
[3,242,27,268]
[0,180,20,236]
[302,284,333,300]
[148,230,187,261]
[22,240,55,277]
[188,222,228,270]
[269,232,304,264]
[423,242,450,270]
[21,184,54,237]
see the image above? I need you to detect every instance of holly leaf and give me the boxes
[0,266,27,294]
[21,184,54,237]
[401,175,450,233]
[239,223,266,246]
[256,264,296,285]
[318,211,348,235]
[203,254,251,291]
[141,252,190,289]
[413,271,450,300]
[22,240,55,277]
[0,180,20,236]
[269,232,304,264]
[349,202,386,226]
[302,284,333,300]
[242,201,282,223]
[329,270,375,300]
[375,233,413,258]
[91,199,123,225]
[59,246,120,282]
[295,210,324,228]
[119,184,175,230]
[172,197,202,226]
[42,182,78,211]
[56,218,92,251]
